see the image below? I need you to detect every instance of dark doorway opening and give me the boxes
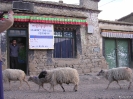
[9,37,27,74]
[7,29,28,74]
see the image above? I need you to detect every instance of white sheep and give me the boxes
[2,69,30,90]
[28,76,50,92]
[38,67,79,92]
[97,67,133,89]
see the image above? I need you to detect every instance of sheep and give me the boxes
[97,67,133,89]
[28,76,50,92]
[2,69,30,90]
[38,67,79,92]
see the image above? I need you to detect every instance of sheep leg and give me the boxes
[23,79,30,89]
[116,81,122,89]
[19,80,22,89]
[50,85,55,92]
[59,84,65,92]
[73,84,78,92]
[52,85,55,92]
[42,84,50,93]
[128,82,132,89]
[9,80,11,90]
[106,81,112,89]
[38,85,41,92]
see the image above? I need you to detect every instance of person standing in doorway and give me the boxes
[10,39,19,69]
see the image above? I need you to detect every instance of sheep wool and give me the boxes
[97,67,133,89]
[2,69,30,90]
[38,67,79,92]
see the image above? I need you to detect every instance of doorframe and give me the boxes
[7,28,29,75]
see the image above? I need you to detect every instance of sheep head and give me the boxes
[28,76,33,81]
[28,76,39,81]
[97,70,105,76]
[38,71,47,79]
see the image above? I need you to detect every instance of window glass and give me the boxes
[64,32,73,38]
[8,30,26,36]
[54,31,63,37]
[53,30,76,58]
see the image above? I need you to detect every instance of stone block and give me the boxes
[98,61,102,65]
[77,69,83,74]
[42,55,47,59]
[91,67,101,73]
[83,69,91,74]
[98,60,108,69]
[29,63,37,72]
[87,64,93,67]
[92,59,101,62]
[84,59,91,64]
[79,65,86,69]
[73,65,80,69]
[29,72,36,76]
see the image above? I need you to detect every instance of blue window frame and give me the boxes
[54,30,76,58]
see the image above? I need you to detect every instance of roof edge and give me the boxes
[118,13,133,21]
[99,19,133,25]
[0,0,101,12]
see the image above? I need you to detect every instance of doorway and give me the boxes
[8,29,28,74]
[104,38,130,69]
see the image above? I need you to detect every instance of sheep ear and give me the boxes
[99,70,102,72]
[43,71,47,75]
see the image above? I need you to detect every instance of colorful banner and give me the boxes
[4,15,88,26]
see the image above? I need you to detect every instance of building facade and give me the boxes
[0,0,107,75]
[99,20,133,69]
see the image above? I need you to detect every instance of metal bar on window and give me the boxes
[54,30,76,58]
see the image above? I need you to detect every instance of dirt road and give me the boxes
[4,74,133,99]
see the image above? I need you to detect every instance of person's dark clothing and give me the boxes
[10,44,19,57]
[10,44,19,69]
[10,57,18,69]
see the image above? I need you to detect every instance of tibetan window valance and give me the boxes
[101,31,133,39]
[3,15,87,25]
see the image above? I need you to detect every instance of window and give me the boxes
[53,30,76,58]
[8,30,26,36]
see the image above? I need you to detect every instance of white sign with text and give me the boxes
[29,23,54,49]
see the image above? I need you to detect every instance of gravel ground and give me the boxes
[4,74,133,99]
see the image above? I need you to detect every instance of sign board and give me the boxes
[87,25,94,34]
[29,23,54,49]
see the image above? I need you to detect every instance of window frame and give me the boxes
[53,30,77,58]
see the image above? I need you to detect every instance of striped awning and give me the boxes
[101,32,133,38]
